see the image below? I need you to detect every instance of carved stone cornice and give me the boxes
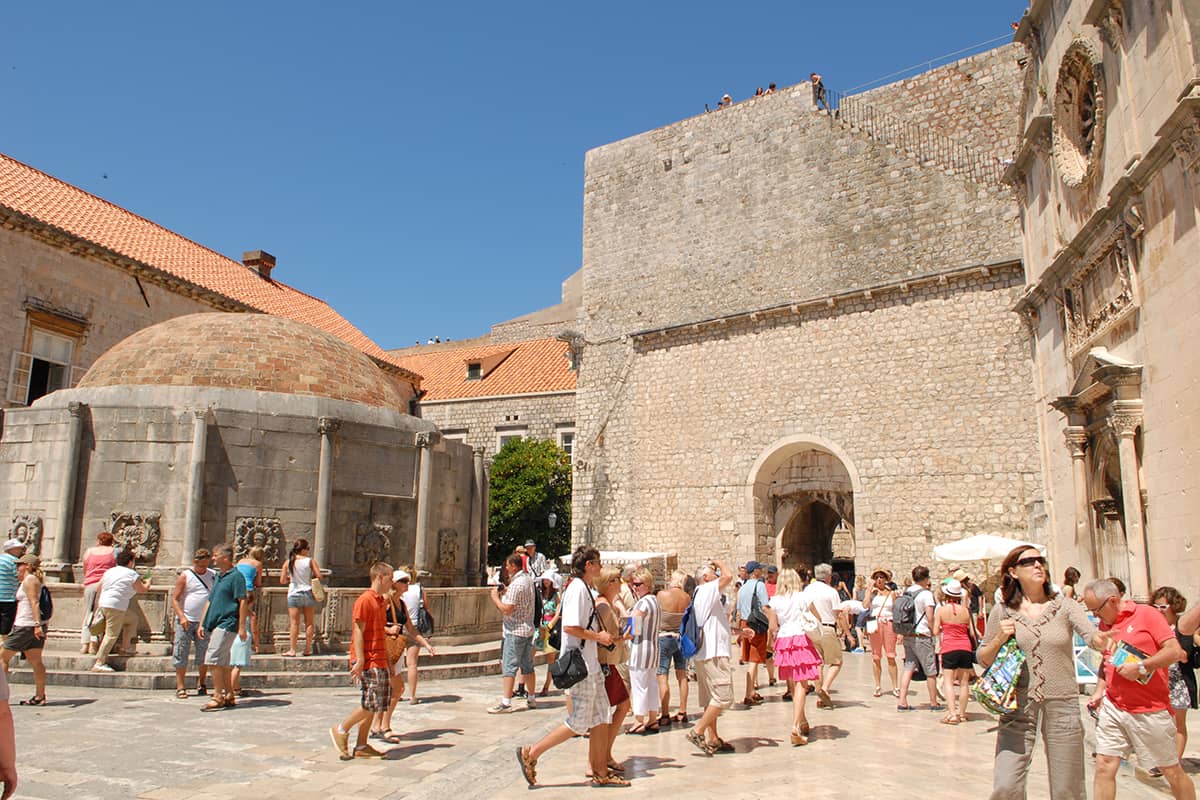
[1107,403,1142,438]
[1084,0,1125,51]
[317,417,341,436]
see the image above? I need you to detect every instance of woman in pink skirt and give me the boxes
[764,568,823,745]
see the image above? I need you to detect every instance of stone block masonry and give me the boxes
[418,392,576,460]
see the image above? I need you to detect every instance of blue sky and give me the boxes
[2,1,1026,348]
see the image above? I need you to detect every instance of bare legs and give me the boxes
[790,679,810,742]
[540,652,557,695]
[404,645,420,702]
[286,606,316,655]
[1,649,44,698]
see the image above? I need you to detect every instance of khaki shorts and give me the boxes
[1095,698,1180,769]
[697,656,734,710]
[812,626,843,667]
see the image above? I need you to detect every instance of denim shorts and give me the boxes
[287,590,315,609]
[657,634,686,675]
[172,620,209,669]
[501,633,534,677]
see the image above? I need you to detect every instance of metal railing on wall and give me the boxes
[821,87,1006,186]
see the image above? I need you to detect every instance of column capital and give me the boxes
[1063,426,1089,458]
[318,416,341,436]
[415,430,441,449]
[1108,401,1143,438]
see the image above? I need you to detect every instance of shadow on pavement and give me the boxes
[236,698,292,709]
[1182,758,1200,774]
[722,735,779,753]
[807,725,849,741]
[383,742,453,760]
[400,727,464,741]
[24,698,97,708]
[622,755,682,778]
[414,694,461,705]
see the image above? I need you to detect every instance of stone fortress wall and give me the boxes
[572,46,1042,573]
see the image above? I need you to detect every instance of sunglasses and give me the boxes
[1015,556,1047,568]
[1085,595,1114,614]
[630,581,644,587]
[397,578,410,583]
[1153,603,1171,611]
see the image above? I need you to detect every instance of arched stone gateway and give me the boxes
[746,435,865,580]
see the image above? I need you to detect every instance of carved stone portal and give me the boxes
[9,514,43,556]
[436,528,459,568]
[107,512,162,563]
[234,517,283,565]
[354,522,393,566]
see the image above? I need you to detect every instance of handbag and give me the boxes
[603,665,629,705]
[550,589,598,690]
[310,576,326,604]
[416,586,435,635]
[385,597,407,665]
[971,637,1027,715]
[88,608,106,636]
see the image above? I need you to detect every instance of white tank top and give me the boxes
[181,569,214,622]
[13,579,37,627]
[871,591,894,622]
[288,556,313,595]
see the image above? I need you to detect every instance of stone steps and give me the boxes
[8,640,547,691]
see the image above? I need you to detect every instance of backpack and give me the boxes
[679,589,704,659]
[891,588,922,636]
[38,584,53,623]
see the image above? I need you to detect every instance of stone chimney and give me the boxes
[242,250,276,280]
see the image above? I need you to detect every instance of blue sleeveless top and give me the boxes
[236,562,258,593]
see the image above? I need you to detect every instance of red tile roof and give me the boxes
[389,338,576,401]
[0,151,416,378]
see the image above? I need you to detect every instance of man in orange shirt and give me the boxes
[330,562,400,760]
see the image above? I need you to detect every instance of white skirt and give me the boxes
[629,667,660,716]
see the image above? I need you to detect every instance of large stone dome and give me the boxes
[78,312,408,409]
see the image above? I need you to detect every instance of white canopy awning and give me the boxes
[932,534,1045,563]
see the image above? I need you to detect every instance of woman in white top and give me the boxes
[0,555,48,704]
[764,568,823,745]
[395,566,427,704]
[280,539,322,656]
[626,566,661,731]
[865,568,899,697]
[92,548,149,671]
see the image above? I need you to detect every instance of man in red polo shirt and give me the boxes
[330,562,399,760]
[1084,579,1194,800]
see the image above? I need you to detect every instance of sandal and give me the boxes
[940,715,960,725]
[790,729,809,746]
[19,695,46,706]
[674,712,688,723]
[373,729,402,744]
[751,692,765,703]
[625,722,650,735]
[516,746,538,787]
[281,651,297,658]
[873,687,883,697]
[175,689,189,699]
[200,700,225,712]
[590,773,630,787]
[891,688,901,697]
[607,761,625,773]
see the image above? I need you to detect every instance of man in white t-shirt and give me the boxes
[897,565,940,710]
[687,558,737,756]
[517,547,624,787]
[92,548,149,671]
[803,563,846,708]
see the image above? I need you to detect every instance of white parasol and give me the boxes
[932,534,1045,563]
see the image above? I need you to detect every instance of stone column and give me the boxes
[1063,427,1097,574]
[51,401,85,566]
[481,457,491,574]
[412,431,439,575]
[466,447,485,585]
[313,417,340,570]
[1109,406,1148,600]
[180,410,209,565]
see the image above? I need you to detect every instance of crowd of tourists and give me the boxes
[0,534,1196,799]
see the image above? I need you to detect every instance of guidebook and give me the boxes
[1110,640,1154,684]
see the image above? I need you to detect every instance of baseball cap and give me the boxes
[745,560,764,573]
[2,539,25,551]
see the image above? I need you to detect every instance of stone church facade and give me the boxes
[568,47,1046,576]
[1008,0,1200,599]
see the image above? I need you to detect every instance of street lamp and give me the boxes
[548,512,557,530]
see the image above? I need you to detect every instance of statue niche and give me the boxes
[9,514,43,556]
[107,512,162,563]
[234,517,283,565]
[354,522,393,566]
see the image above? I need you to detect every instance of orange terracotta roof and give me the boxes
[388,338,576,401]
[0,151,416,378]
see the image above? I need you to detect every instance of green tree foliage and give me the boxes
[488,437,571,565]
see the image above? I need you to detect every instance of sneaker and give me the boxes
[524,696,536,710]
[91,663,115,672]
[487,701,513,714]
[354,743,386,758]
[329,726,352,760]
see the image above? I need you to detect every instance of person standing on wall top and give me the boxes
[810,72,829,112]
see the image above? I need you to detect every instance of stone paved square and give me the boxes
[10,654,1197,799]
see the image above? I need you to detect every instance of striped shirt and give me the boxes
[627,594,661,671]
[0,554,18,602]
